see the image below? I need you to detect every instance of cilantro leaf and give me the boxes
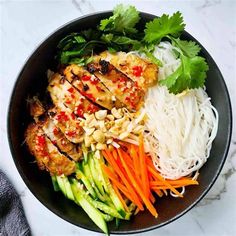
[171,37,201,58]
[101,33,141,50]
[99,4,140,34]
[144,11,185,43]
[160,55,209,94]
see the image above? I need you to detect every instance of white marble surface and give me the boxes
[0,0,236,235]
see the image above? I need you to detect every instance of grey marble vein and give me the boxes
[197,0,222,10]
[72,0,83,14]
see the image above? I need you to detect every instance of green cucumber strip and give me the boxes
[84,193,128,220]
[97,157,126,217]
[82,162,109,202]
[56,175,67,196]
[81,143,88,163]
[76,170,97,199]
[115,218,121,229]
[88,154,105,195]
[51,176,60,192]
[71,182,108,235]
[101,213,114,222]
[63,176,74,201]
[93,155,109,193]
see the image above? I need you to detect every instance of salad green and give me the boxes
[57,4,209,94]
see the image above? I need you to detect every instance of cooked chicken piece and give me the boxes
[64,64,123,110]
[25,122,76,176]
[87,60,145,111]
[28,96,45,118]
[48,72,99,117]
[99,51,158,90]
[42,118,82,161]
[48,106,84,144]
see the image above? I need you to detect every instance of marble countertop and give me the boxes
[0,0,235,235]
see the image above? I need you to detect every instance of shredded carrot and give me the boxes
[130,145,140,179]
[134,207,140,215]
[139,136,150,199]
[112,148,118,160]
[118,148,158,218]
[147,166,183,198]
[113,184,129,212]
[102,164,135,201]
[152,188,164,197]
[150,179,198,187]
[102,150,144,210]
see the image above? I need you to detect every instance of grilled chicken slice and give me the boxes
[48,72,99,117]
[48,106,84,144]
[42,118,82,161]
[25,122,76,176]
[64,64,123,110]
[87,60,145,111]
[99,51,158,89]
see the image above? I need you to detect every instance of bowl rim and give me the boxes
[7,10,233,234]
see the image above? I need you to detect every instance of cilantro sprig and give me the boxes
[57,4,209,94]
[144,11,185,43]
[99,4,140,34]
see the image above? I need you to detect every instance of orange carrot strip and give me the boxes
[102,164,133,199]
[134,207,140,215]
[113,184,129,212]
[102,150,144,210]
[112,148,118,160]
[118,149,158,218]
[130,145,140,179]
[150,179,198,187]
[152,188,164,197]
[139,137,150,199]
[148,166,183,197]
[146,159,183,198]
[150,192,155,203]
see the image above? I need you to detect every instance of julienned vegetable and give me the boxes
[25,3,218,235]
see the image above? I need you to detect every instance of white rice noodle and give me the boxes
[143,42,219,180]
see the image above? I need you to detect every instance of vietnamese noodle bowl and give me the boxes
[133,42,218,180]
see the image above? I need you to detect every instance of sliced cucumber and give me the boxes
[56,175,67,196]
[76,169,97,199]
[81,143,88,163]
[63,176,74,201]
[51,176,60,192]
[71,180,108,235]
[96,157,127,218]
[88,154,105,195]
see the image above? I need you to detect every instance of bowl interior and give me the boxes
[8,12,232,234]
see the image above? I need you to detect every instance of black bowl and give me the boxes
[8,12,232,234]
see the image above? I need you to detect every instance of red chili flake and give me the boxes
[65,100,71,104]
[96,85,102,92]
[67,87,74,93]
[86,93,95,102]
[66,130,76,137]
[119,77,126,83]
[81,75,91,81]
[71,113,76,120]
[132,66,143,76]
[71,94,75,99]
[53,127,59,135]
[56,111,69,122]
[52,140,57,145]
[87,104,99,113]
[90,77,99,85]
[37,135,46,146]
[75,104,84,118]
